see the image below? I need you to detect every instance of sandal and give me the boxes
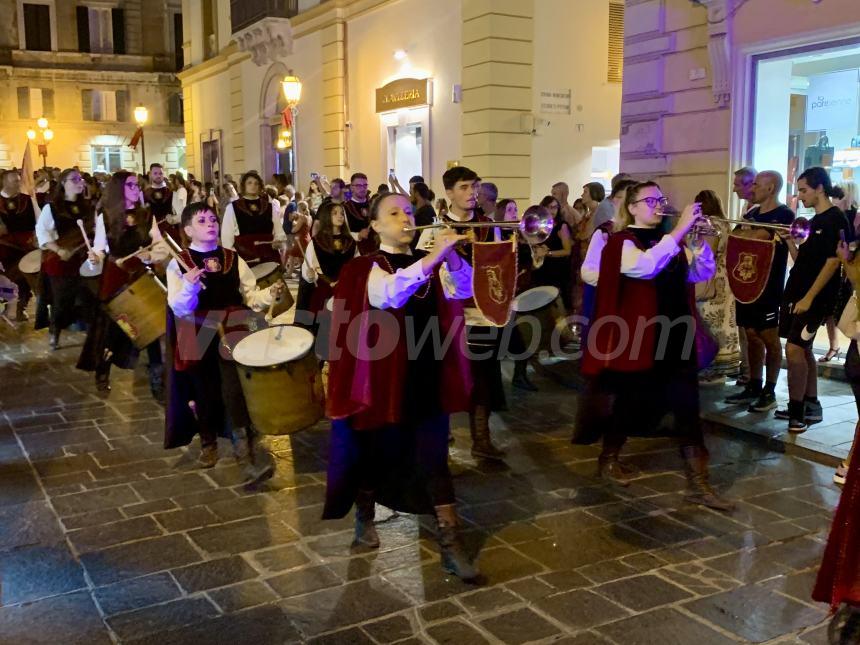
[818,347,841,363]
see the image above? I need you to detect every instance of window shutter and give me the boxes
[81,89,93,120]
[608,3,624,83]
[115,90,128,122]
[112,8,125,55]
[42,88,55,118]
[17,88,30,119]
[76,6,90,52]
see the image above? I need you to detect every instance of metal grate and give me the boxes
[608,3,625,83]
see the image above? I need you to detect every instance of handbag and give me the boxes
[838,293,860,341]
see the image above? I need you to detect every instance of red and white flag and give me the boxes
[129,127,143,150]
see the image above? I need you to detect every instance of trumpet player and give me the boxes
[777,167,852,433]
[725,171,794,413]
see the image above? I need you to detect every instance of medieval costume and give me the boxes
[221,196,285,265]
[577,226,732,511]
[323,245,479,580]
[0,191,38,320]
[296,231,357,330]
[343,198,377,255]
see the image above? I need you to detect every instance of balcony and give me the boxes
[230,0,298,34]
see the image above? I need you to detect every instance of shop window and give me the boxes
[91,145,123,173]
[752,41,860,213]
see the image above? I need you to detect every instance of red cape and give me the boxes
[325,254,472,429]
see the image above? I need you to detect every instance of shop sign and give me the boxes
[806,69,858,134]
[376,78,431,113]
[539,89,571,115]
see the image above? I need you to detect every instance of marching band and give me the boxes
[1,161,856,584]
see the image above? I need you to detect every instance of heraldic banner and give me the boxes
[726,234,776,304]
[472,239,518,326]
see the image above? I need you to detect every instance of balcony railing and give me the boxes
[230,0,298,34]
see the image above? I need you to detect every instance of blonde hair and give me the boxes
[839,182,858,209]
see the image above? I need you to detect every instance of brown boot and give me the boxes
[198,442,219,468]
[237,427,275,487]
[435,504,480,582]
[681,445,735,512]
[353,489,379,548]
[469,406,505,461]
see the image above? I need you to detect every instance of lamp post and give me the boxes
[26,117,54,169]
[281,73,302,179]
[134,104,149,173]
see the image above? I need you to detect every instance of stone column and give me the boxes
[321,21,347,179]
[461,0,533,207]
[228,50,245,171]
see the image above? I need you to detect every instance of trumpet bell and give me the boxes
[520,209,554,244]
[790,217,810,242]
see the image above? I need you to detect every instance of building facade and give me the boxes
[0,0,186,174]
[179,0,625,204]
[620,0,860,216]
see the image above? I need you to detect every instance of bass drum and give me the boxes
[232,326,324,435]
[17,249,42,294]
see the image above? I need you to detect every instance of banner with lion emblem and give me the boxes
[726,234,775,304]
[471,239,517,326]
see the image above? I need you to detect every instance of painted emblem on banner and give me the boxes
[472,240,518,326]
[203,256,222,273]
[726,234,775,304]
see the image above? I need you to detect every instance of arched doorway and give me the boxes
[260,62,294,185]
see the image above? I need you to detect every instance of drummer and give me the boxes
[77,172,169,397]
[35,168,96,349]
[143,163,176,235]
[296,201,358,329]
[221,171,286,265]
[0,169,38,321]
[166,201,284,484]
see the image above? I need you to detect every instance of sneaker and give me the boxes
[725,386,761,404]
[804,400,823,425]
[788,418,808,434]
[735,376,750,387]
[834,462,849,486]
[774,407,791,420]
[748,392,777,413]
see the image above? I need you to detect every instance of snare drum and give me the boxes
[18,250,42,293]
[251,262,282,289]
[232,326,324,435]
[79,259,103,295]
[512,286,559,352]
[104,271,167,349]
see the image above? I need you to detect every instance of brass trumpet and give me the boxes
[404,208,555,245]
[685,215,811,242]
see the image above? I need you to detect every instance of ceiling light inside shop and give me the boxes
[394,49,407,61]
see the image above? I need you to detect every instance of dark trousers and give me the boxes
[467,326,506,411]
[185,341,251,448]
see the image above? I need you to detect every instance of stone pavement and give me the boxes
[0,324,845,644]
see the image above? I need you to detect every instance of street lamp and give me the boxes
[27,117,52,168]
[134,104,149,172]
[281,74,302,179]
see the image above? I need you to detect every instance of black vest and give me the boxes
[233,198,274,235]
[184,247,243,312]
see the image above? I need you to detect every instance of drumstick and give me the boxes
[116,243,155,267]
[253,239,276,246]
[156,229,207,290]
[76,219,94,254]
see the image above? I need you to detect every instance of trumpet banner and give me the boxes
[726,234,776,304]
[471,239,517,326]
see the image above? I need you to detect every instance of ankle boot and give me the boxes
[512,360,537,391]
[49,327,60,350]
[353,489,380,548]
[238,427,275,487]
[95,362,111,392]
[469,406,505,461]
[681,445,734,512]
[435,504,480,582]
[597,447,639,487]
[148,363,165,402]
[198,441,219,468]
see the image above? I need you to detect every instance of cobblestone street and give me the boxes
[0,325,842,644]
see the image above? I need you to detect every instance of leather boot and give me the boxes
[469,405,505,461]
[198,441,219,468]
[681,445,735,512]
[435,504,480,582]
[236,427,275,487]
[353,489,380,548]
[512,360,537,391]
[95,362,111,392]
[148,363,165,402]
[597,446,639,487]
[49,327,60,350]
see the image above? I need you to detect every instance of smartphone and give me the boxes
[840,229,847,243]
[389,168,395,176]
[310,172,319,180]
